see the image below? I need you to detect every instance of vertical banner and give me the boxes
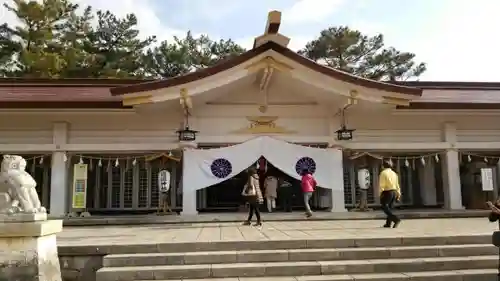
[72,164,88,209]
[481,167,494,191]
[158,169,171,192]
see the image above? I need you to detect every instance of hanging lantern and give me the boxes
[388,158,393,166]
[39,156,44,165]
[420,157,426,166]
[114,158,119,167]
[405,158,410,167]
[434,154,439,163]
[177,126,198,142]
[132,158,137,166]
[467,155,472,162]
[168,151,173,157]
[63,153,68,162]
[335,125,355,141]
[79,156,84,164]
[98,159,102,167]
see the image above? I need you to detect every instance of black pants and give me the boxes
[380,190,399,225]
[247,202,261,223]
[281,192,293,212]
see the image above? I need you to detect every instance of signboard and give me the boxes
[72,164,88,209]
[158,169,171,193]
[481,168,494,191]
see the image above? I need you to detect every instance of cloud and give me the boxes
[74,0,185,42]
[368,1,500,81]
[284,0,344,24]
[416,1,500,81]
[0,0,184,43]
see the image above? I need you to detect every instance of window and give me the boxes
[123,167,133,208]
[150,166,160,208]
[110,166,121,208]
[85,157,180,210]
[138,167,148,208]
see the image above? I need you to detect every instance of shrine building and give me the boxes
[2,11,500,217]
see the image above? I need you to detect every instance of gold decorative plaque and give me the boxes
[232,116,295,134]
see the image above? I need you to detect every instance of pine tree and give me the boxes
[299,26,426,81]
[0,0,80,77]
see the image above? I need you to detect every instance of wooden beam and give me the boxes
[245,56,294,73]
[381,96,411,106]
[63,143,180,152]
[122,94,153,106]
[265,11,281,34]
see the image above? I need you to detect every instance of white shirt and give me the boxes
[264,176,278,198]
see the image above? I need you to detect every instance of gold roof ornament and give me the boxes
[232,116,295,134]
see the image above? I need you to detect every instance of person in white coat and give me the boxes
[264,175,278,212]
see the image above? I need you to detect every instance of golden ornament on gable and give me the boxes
[231,116,295,134]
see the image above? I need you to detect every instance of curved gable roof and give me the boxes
[110,41,422,97]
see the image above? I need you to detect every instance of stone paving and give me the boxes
[57,217,498,247]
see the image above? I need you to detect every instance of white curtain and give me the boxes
[183,137,262,192]
[262,137,339,190]
[183,136,342,193]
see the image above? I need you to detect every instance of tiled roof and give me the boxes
[418,89,500,104]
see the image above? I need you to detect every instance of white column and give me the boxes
[49,122,69,216]
[420,161,437,206]
[181,148,197,216]
[330,148,347,212]
[441,122,463,209]
[50,152,68,216]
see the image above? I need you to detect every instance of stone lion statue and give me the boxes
[0,155,46,214]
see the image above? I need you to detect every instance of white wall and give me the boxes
[2,88,500,147]
[0,116,52,144]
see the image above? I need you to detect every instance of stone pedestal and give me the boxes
[0,215,63,281]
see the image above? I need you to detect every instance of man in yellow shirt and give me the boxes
[379,161,402,228]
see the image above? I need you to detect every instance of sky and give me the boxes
[1,0,499,81]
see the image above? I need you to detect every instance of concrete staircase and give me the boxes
[96,235,498,281]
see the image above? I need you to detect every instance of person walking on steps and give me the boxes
[301,169,316,218]
[264,175,278,213]
[242,168,263,226]
[379,161,402,228]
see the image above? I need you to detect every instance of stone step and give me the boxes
[96,255,498,280]
[102,244,497,267]
[132,269,497,281]
[66,235,490,255]
[132,269,498,281]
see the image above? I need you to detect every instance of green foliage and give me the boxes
[81,10,156,78]
[143,31,245,78]
[0,0,80,78]
[298,26,426,81]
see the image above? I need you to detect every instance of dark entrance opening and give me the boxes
[203,157,304,212]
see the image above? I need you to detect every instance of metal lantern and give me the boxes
[177,126,198,142]
[336,125,355,141]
